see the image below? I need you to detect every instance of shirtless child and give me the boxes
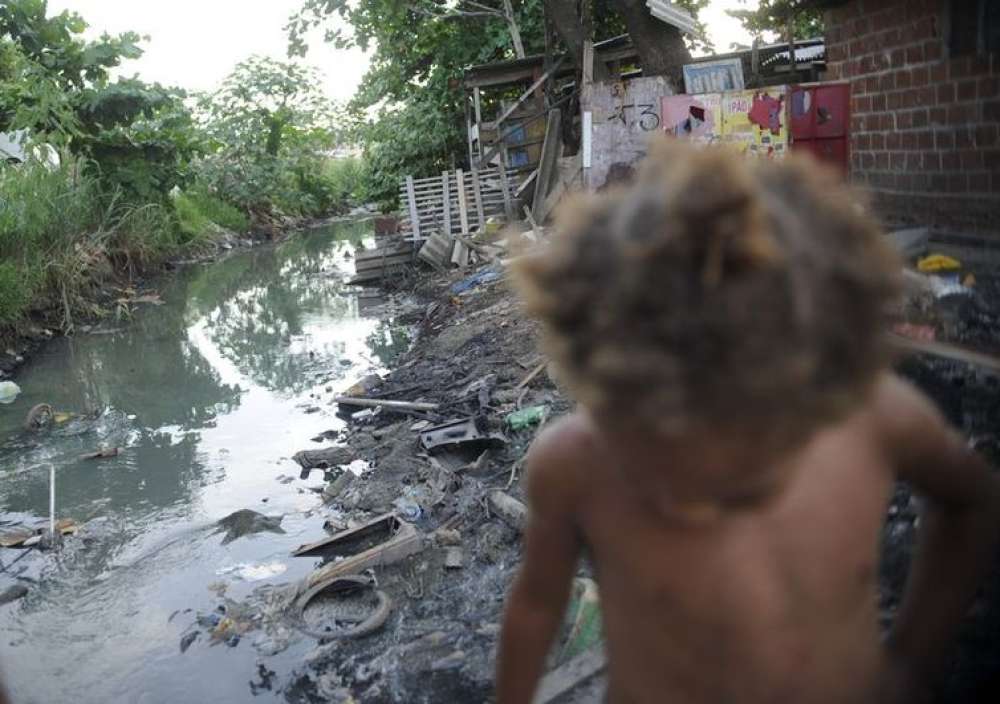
[497,141,1000,704]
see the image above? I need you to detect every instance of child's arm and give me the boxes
[877,375,1000,691]
[497,427,583,704]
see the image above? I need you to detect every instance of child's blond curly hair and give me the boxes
[512,139,902,444]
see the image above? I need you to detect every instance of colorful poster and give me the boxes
[719,88,789,159]
[683,58,745,94]
[661,93,722,146]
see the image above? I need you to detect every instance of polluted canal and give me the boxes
[0,220,413,703]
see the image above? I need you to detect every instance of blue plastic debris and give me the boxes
[450,268,502,295]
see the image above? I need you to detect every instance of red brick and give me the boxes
[985,150,1000,170]
[948,104,974,124]
[936,130,954,149]
[897,111,913,129]
[891,48,906,68]
[891,151,906,169]
[911,108,929,128]
[887,132,902,150]
[957,80,977,102]
[911,65,929,87]
[828,44,847,63]
[852,17,871,36]
[969,173,990,193]
[942,150,961,170]
[897,173,913,190]
[854,95,872,114]
[929,106,947,125]
[902,132,919,150]
[918,130,934,149]
[896,70,912,89]
[872,93,887,112]
[968,55,991,77]
[870,9,895,32]
[850,39,866,59]
[851,152,862,170]
[857,133,872,150]
[901,90,919,108]
[851,115,864,132]
[955,127,974,149]
[922,152,941,171]
[976,125,999,148]
[906,152,922,170]
[949,57,972,79]
[947,173,968,193]
[876,151,890,169]
[929,62,946,83]
[826,64,843,80]
[936,82,955,104]
[931,174,948,191]
[879,73,896,92]
[882,114,897,130]
[852,79,866,96]
[906,44,925,65]
[916,86,936,106]
[985,101,1000,122]
[914,16,937,42]
[912,173,931,192]
[923,39,943,62]
[867,76,880,93]
[977,77,999,98]
[861,151,876,169]
[872,132,886,149]
[960,150,984,169]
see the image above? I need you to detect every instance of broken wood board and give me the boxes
[295,513,425,595]
[533,647,607,704]
[418,231,455,271]
[888,333,1000,374]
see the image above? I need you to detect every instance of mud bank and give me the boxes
[279,261,1000,703]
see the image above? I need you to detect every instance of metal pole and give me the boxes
[49,465,55,536]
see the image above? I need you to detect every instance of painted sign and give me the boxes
[663,88,789,159]
[661,94,722,145]
[682,58,745,94]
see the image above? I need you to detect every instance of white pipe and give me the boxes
[49,465,55,536]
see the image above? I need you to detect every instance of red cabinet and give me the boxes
[790,82,850,175]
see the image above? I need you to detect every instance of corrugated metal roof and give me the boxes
[760,43,826,67]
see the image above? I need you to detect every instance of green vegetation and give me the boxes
[0,1,361,332]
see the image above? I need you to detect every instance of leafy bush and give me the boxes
[182,188,249,232]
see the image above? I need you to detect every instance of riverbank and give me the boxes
[0,209,368,384]
[279,257,1000,702]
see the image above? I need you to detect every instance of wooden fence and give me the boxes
[400,166,520,242]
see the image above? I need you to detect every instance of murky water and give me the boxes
[0,221,410,703]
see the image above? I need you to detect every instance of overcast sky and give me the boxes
[47,1,757,101]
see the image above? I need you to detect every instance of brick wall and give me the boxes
[823,0,999,236]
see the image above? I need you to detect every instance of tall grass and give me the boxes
[0,156,229,330]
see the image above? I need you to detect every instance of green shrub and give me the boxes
[0,260,39,324]
[182,188,249,232]
[173,192,216,242]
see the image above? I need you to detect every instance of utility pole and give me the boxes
[502,0,526,58]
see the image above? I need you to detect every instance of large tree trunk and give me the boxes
[546,0,610,80]
[612,0,690,89]
[545,0,691,89]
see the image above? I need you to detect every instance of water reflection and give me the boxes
[0,219,399,704]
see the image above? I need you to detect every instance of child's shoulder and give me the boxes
[523,413,601,511]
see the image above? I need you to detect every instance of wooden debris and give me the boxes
[489,490,528,532]
[333,397,439,413]
[80,447,119,460]
[888,333,1000,373]
[533,648,607,704]
[516,361,548,391]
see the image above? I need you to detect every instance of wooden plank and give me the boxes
[405,176,421,241]
[332,397,439,412]
[471,169,486,230]
[516,169,538,198]
[441,171,452,237]
[493,58,565,129]
[456,169,470,236]
[582,40,595,85]
[531,109,562,224]
[533,648,607,704]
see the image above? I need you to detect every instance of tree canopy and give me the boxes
[727,0,825,45]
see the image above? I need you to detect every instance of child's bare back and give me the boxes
[497,143,999,703]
